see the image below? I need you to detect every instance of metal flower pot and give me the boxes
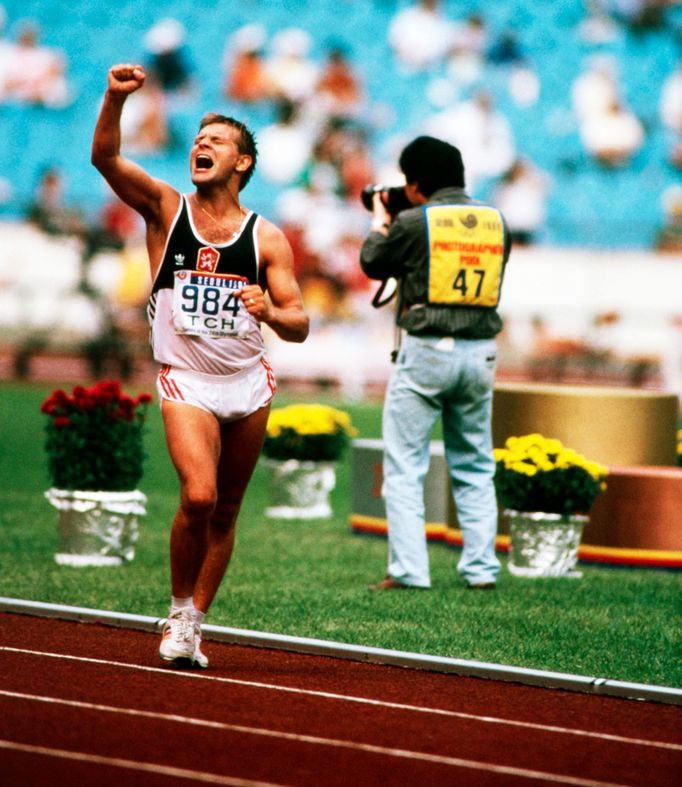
[45,488,147,566]
[505,508,587,578]
[264,459,336,519]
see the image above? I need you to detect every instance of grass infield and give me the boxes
[1,381,680,688]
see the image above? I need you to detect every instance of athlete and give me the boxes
[92,64,309,667]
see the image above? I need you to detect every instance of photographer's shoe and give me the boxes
[368,576,427,591]
[467,581,496,590]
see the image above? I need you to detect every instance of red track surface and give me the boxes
[0,612,680,786]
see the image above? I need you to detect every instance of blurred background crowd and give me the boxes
[0,0,680,398]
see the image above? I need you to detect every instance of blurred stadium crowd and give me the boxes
[0,0,680,395]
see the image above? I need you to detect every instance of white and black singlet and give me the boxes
[148,194,265,376]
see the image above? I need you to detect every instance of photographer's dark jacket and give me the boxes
[360,187,512,339]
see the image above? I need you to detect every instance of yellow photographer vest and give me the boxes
[425,205,505,308]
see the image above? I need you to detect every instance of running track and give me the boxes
[0,612,680,786]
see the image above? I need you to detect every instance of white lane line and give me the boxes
[0,696,628,787]
[1,646,679,753]
[0,738,286,786]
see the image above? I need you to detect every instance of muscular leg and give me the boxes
[192,403,269,612]
[162,401,222,601]
[163,401,270,611]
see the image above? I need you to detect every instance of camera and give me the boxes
[361,184,412,217]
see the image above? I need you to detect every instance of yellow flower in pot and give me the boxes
[262,404,357,519]
[494,433,608,577]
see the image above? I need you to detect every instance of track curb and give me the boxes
[1,596,680,706]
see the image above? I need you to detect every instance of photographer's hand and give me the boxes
[370,193,392,235]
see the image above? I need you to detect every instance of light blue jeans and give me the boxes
[382,333,501,587]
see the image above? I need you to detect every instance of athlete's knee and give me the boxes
[180,483,217,519]
[211,493,242,528]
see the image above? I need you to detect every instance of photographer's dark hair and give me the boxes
[399,136,465,197]
[199,113,258,190]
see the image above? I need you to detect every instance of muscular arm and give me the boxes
[240,219,309,343]
[91,64,179,275]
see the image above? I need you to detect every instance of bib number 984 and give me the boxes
[172,271,250,338]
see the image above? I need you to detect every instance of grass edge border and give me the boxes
[1,596,680,706]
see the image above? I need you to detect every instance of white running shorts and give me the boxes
[156,359,276,422]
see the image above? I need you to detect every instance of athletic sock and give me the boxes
[193,609,206,626]
[170,596,194,613]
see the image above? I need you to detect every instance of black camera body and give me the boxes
[361,184,412,217]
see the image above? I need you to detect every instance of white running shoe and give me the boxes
[193,631,209,669]
[159,609,197,665]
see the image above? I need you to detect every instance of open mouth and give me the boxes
[195,154,213,171]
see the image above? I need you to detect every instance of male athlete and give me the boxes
[92,64,309,667]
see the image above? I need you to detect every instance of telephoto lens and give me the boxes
[360,185,412,216]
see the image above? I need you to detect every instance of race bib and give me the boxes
[172,271,251,338]
[426,205,505,308]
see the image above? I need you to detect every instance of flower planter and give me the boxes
[505,508,587,578]
[264,459,336,519]
[45,488,147,566]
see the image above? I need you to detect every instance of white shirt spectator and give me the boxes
[0,5,17,102]
[5,23,70,107]
[493,160,551,243]
[423,92,516,188]
[659,61,682,133]
[267,28,319,103]
[571,55,619,121]
[580,99,644,166]
[256,100,314,185]
[388,0,456,73]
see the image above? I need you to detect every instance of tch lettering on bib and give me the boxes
[172,271,250,338]
[425,205,504,308]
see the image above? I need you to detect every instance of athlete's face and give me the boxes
[190,123,252,186]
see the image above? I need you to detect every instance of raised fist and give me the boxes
[107,64,146,95]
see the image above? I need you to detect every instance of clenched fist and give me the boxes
[107,64,146,95]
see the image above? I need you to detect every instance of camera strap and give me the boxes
[370,277,397,308]
[370,278,403,362]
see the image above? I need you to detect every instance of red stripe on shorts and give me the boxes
[260,357,277,396]
[159,365,185,401]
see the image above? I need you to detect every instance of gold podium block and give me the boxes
[492,383,678,467]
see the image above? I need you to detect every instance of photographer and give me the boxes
[360,136,511,591]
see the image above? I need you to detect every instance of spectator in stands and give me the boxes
[0,5,17,102]
[660,59,682,133]
[571,54,619,122]
[487,29,540,108]
[27,167,129,264]
[99,191,144,248]
[313,42,364,121]
[222,24,272,104]
[493,158,551,246]
[257,99,314,185]
[143,18,195,100]
[659,59,682,169]
[300,119,374,203]
[422,90,516,190]
[388,0,456,73]
[655,185,682,253]
[611,0,669,32]
[4,21,70,108]
[487,28,524,66]
[266,27,319,104]
[446,12,488,88]
[579,97,645,167]
[26,167,85,237]
[577,1,619,44]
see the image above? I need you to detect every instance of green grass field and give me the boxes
[1,380,680,688]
